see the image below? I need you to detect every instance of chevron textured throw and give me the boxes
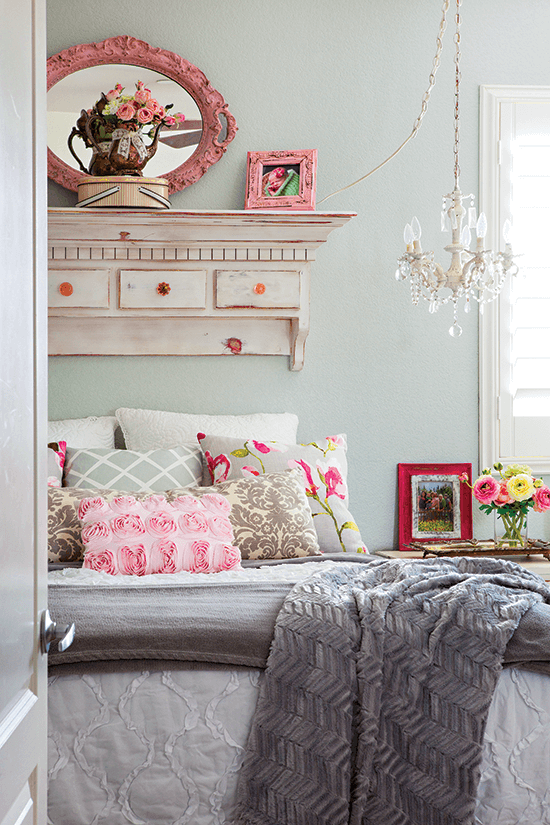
[236,557,550,825]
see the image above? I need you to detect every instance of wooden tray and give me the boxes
[405,539,550,561]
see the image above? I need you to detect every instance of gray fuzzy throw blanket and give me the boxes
[236,557,550,825]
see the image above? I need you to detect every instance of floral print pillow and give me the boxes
[197,433,367,554]
[48,441,67,487]
[78,493,241,575]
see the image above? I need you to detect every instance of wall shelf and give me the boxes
[48,208,355,370]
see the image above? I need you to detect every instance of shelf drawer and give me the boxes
[119,270,207,309]
[215,270,301,308]
[49,269,110,309]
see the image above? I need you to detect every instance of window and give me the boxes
[479,86,550,474]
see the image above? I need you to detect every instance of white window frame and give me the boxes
[479,85,550,475]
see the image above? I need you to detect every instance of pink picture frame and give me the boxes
[244,149,317,210]
[398,462,473,551]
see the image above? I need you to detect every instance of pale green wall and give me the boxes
[47,0,550,550]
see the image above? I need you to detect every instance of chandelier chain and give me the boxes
[317,0,451,205]
[453,0,462,187]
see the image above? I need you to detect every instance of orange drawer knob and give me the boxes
[59,282,74,297]
[156,282,171,296]
[253,282,266,295]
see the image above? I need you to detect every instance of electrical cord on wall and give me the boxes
[317,0,452,206]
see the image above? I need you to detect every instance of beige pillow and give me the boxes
[193,470,321,560]
[48,470,320,564]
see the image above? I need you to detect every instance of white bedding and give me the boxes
[48,664,550,825]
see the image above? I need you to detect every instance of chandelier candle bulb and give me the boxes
[404,223,414,252]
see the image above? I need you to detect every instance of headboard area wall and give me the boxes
[47,0,550,550]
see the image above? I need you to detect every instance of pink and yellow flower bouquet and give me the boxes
[460,463,550,547]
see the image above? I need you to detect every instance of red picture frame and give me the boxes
[244,149,317,210]
[398,463,473,551]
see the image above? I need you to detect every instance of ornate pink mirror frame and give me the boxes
[47,36,238,194]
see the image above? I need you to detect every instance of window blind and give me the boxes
[480,88,550,473]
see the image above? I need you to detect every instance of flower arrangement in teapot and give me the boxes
[68,80,186,177]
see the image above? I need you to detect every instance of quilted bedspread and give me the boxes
[236,557,550,825]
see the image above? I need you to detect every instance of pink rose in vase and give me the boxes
[472,475,500,505]
[495,481,514,506]
[534,485,550,513]
[116,102,136,121]
[137,106,154,124]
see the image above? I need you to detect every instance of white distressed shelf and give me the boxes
[47,208,355,369]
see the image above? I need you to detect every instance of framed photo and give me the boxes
[398,463,473,551]
[244,149,317,210]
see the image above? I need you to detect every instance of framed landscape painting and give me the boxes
[398,462,473,551]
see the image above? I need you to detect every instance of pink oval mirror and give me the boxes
[47,36,237,194]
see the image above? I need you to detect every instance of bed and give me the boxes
[46,410,550,825]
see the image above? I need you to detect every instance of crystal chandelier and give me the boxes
[395,0,518,337]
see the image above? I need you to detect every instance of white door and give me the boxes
[0,0,48,823]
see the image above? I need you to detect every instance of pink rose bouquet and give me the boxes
[85,80,185,143]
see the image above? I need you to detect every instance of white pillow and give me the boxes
[115,408,299,451]
[48,416,118,448]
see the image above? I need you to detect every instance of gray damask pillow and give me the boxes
[48,487,113,562]
[187,470,321,560]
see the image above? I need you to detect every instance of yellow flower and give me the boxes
[504,463,532,478]
[534,478,543,488]
[506,473,535,501]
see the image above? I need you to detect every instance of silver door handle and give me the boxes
[40,609,75,654]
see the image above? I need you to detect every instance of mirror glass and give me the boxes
[48,64,203,180]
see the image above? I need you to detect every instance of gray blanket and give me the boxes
[48,554,550,677]
[236,557,550,825]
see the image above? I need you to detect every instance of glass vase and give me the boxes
[494,508,529,550]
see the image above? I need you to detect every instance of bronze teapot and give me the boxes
[67,94,162,177]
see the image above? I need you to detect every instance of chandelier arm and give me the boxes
[317,0,451,205]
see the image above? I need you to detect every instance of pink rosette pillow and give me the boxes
[78,493,242,575]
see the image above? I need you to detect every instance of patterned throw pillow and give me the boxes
[199,470,320,559]
[78,493,241,575]
[197,434,367,554]
[48,487,118,563]
[63,446,202,491]
[47,471,320,564]
[47,441,67,488]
